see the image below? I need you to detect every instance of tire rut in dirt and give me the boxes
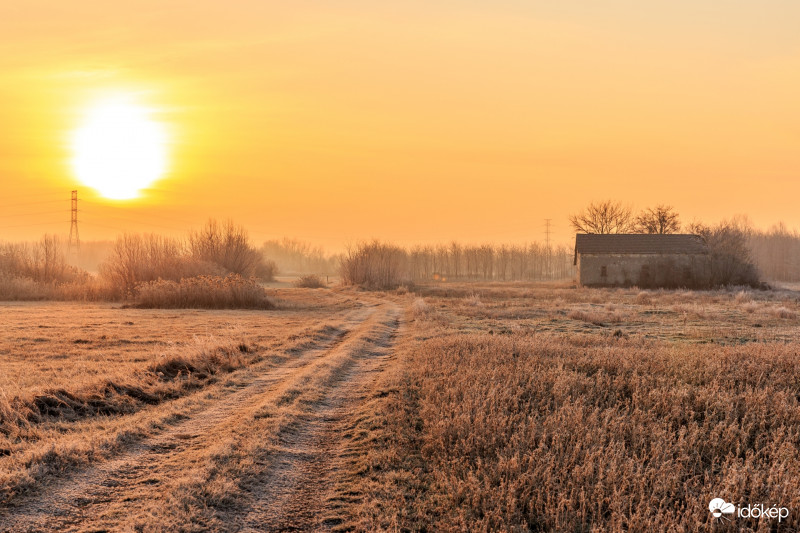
[229,304,402,532]
[0,305,381,532]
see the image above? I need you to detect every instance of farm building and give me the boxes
[574,234,711,288]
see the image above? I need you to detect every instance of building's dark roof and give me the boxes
[574,234,708,264]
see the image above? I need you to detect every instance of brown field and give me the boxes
[1,283,800,531]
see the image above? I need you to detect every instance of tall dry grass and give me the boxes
[134,274,275,309]
[355,285,800,532]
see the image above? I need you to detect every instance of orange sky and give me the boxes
[1,1,798,251]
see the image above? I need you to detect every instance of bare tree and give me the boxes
[634,205,681,234]
[685,219,708,237]
[687,219,759,286]
[569,200,634,234]
[188,219,270,279]
[100,233,191,297]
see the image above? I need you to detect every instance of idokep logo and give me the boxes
[709,497,790,523]
[709,498,735,521]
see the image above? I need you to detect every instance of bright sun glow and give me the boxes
[71,96,168,200]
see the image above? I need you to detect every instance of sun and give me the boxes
[70,95,168,200]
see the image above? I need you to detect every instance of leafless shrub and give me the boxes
[101,222,274,299]
[0,236,86,284]
[292,274,327,288]
[0,244,26,278]
[0,236,110,301]
[690,219,760,287]
[100,234,196,298]
[340,240,409,289]
[254,258,278,281]
[188,219,271,280]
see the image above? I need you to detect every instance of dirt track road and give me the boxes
[1,301,402,532]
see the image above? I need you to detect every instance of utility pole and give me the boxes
[68,190,80,254]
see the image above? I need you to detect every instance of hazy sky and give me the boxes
[1,1,798,250]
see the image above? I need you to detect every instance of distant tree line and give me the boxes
[340,241,575,289]
[259,238,339,275]
[407,242,574,282]
[4,207,800,300]
[746,224,800,282]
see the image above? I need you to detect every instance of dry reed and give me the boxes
[134,275,274,309]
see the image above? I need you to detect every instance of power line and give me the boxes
[0,220,68,230]
[2,191,353,248]
[80,220,128,232]
[0,209,67,219]
[2,190,71,200]
[80,199,200,228]
[80,210,185,232]
[0,199,67,209]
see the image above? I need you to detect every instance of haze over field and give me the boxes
[1,1,799,249]
[5,5,800,530]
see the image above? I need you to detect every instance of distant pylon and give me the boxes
[68,190,80,253]
[544,218,552,250]
[544,218,552,280]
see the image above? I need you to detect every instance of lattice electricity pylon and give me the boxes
[68,190,80,254]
